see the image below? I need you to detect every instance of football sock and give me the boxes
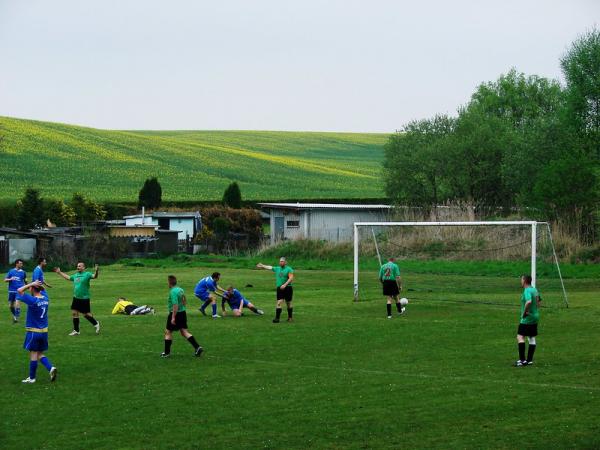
[73,318,80,332]
[248,306,258,313]
[395,302,402,313]
[287,307,293,319]
[29,361,38,379]
[187,335,200,350]
[85,315,98,326]
[40,356,53,371]
[386,304,392,316]
[201,300,211,311]
[212,303,217,316]
[10,306,15,316]
[15,307,21,318]
[164,339,172,354]
[527,344,536,362]
[275,307,282,320]
[518,342,526,361]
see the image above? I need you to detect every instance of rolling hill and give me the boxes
[0,116,388,202]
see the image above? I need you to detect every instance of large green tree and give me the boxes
[222,182,242,209]
[16,188,45,230]
[138,177,162,209]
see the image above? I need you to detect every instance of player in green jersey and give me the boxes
[379,257,404,318]
[256,257,294,323]
[515,274,542,367]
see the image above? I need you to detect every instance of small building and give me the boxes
[123,211,202,240]
[259,203,392,243]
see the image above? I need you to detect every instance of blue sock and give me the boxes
[212,303,217,316]
[201,300,211,311]
[40,356,53,371]
[29,361,38,379]
[15,307,21,318]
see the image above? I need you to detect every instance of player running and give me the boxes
[17,280,57,383]
[514,274,542,367]
[54,262,101,335]
[379,257,404,319]
[162,275,203,358]
[195,272,225,318]
[5,258,26,323]
[220,286,264,317]
[256,257,294,323]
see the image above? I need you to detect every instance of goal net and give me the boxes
[353,221,568,308]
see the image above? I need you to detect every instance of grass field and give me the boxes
[1,258,599,449]
[0,116,387,202]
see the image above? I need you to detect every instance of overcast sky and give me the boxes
[0,0,598,132]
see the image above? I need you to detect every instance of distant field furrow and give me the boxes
[0,117,388,201]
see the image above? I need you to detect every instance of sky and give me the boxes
[0,0,598,132]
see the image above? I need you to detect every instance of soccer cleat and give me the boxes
[256,309,264,315]
[195,346,204,357]
[287,317,293,322]
[199,307,207,316]
[12,316,18,324]
[150,308,155,315]
[399,307,406,315]
[387,315,393,319]
[514,360,526,367]
[49,367,57,382]
[68,330,80,336]
[272,318,280,323]
[160,352,170,358]
[525,360,534,366]
[21,377,36,383]
[94,321,101,334]
[212,314,221,319]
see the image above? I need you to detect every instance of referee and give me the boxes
[379,257,404,319]
[256,257,295,323]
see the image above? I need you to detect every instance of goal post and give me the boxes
[353,220,565,303]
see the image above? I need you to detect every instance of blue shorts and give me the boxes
[23,332,49,352]
[8,292,17,303]
[229,298,249,310]
[195,292,211,302]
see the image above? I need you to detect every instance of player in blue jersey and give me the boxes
[32,257,53,291]
[194,272,226,318]
[4,259,26,323]
[17,280,57,383]
[220,286,264,317]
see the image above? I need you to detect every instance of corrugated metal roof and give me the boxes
[124,211,200,219]
[258,203,392,210]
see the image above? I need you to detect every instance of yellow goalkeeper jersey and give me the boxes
[112,299,134,315]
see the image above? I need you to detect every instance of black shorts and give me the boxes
[71,297,91,314]
[276,285,293,302]
[166,311,188,331]
[124,304,137,315]
[382,280,400,297]
[518,323,538,337]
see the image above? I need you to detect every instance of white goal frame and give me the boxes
[353,220,563,303]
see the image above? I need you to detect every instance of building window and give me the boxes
[287,220,300,228]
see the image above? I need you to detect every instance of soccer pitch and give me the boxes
[1,263,599,449]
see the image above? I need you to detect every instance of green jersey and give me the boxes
[168,286,186,313]
[520,286,540,325]
[70,271,94,299]
[379,262,400,281]
[272,266,294,288]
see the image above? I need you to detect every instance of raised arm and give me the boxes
[53,267,71,281]
[256,263,273,270]
[17,280,43,295]
[92,264,99,279]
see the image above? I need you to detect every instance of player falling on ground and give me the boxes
[17,280,57,383]
[220,286,264,317]
[32,257,52,291]
[4,258,26,323]
[162,275,203,358]
[54,262,101,336]
[256,257,294,323]
[379,257,404,319]
[195,272,226,318]
[515,274,542,367]
[111,297,154,315]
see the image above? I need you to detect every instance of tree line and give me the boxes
[384,29,600,243]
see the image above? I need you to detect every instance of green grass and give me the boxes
[0,116,388,201]
[1,259,599,449]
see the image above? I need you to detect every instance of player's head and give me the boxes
[118,297,127,301]
[168,275,177,287]
[388,257,396,262]
[14,259,24,268]
[30,281,42,294]
[279,257,287,267]
[226,285,234,293]
[38,257,47,267]
[76,261,86,272]
[521,274,532,287]
[211,272,220,281]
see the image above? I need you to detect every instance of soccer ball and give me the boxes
[400,298,409,306]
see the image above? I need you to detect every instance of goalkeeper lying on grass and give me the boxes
[112,297,154,315]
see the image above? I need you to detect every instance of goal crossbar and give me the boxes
[353,221,550,302]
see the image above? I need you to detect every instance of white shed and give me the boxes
[123,211,202,240]
[259,203,392,243]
